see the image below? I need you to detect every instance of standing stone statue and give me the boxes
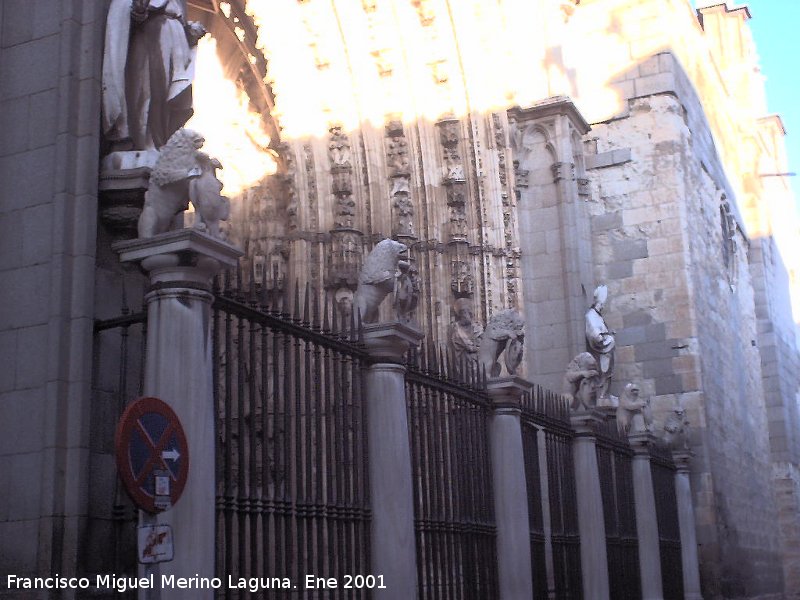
[354,239,408,324]
[393,260,420,323]
[478,310,525,378]
[585,284,616,403]
[447,298,483,364]
[103,0,207,152]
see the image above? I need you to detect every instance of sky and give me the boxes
[729,0,800,206]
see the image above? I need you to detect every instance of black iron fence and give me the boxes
[212,274,371,599]
[405,347,498,600]
[650,442,684,600]
[595,418,641,600]
[521,388,583,599]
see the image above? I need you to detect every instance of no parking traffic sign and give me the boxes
[115,397,189,513]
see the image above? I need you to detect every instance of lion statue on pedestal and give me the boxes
[138,128,230,239]
[354,239,408,324]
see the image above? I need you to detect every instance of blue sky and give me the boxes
[737,0,800,206]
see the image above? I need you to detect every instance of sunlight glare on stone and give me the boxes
[186,36,276,197]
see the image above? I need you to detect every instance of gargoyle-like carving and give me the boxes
[138,129,229,239]
[354,239,408,323]
[478,310,525,378]
[661,405,690,450]
[563,352,600,411]
[616,382,653,436]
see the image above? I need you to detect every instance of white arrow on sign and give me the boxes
[161,448,180,462]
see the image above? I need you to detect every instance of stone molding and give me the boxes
[362,321,424,363]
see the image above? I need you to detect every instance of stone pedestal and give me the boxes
[486,377,536,600]
[628,432,664,600]
[570,411,610,600]
[362,322,423,600]
[673,450,703,600]
[115,230,242,599]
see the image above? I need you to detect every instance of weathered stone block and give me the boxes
[0,96,29,156]
[15,324,48,389]
[28,88,58,150]
[21,204,52,265]
[0,34,59,100]
[1,0,32,48]
[612,238,648,261]
[0,145,55,210]
[606,260,633,280]
[592,210,622,232]
[0,388,45,455]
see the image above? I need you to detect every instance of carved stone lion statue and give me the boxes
[563,352,600,411]
[138,128,229,239]
[661,405,690,450]
[616,382,652,436]
[354,239,407,323]
[478,309,525,378]
[189,155,230,239]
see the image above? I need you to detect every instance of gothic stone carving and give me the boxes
[393,260,420,323]
[138,129,229,240]
[386,120,414,237]
[616,382,653,436]
[354,239,407,324]
[585,284,615,403]
[447,298,483,364]
[564,352,600,411]
[103,0,207,151]
[478,309,525,378]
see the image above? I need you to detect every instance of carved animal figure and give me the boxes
[354,239,407,323]
[616,382,651,436]
[393,260,420,322]
[478,309,525,378]
[138,128,206,238]
[563,352,600,411]
[662,405,690,449]
[189,155,230,239]
[138,129,230,239]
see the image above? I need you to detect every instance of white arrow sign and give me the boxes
[161,448,180,462]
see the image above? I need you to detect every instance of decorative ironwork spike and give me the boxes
[440,347,448,379]
[248,261,257,304]
[303,281,310,325]
[260,260,269,309]
[293,280,301,322]
[323,293,332,334]
[312,286,321,330]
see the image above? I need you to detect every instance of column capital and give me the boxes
[486,376,533,413]
[113,229,242,288]
[570,410,607,435]
[628,431,658,456]
[362,321,424,362]
[672,449,694,473]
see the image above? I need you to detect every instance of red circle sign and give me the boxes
[115,397,189,513]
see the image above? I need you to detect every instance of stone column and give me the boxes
[673,450,703,600]
[486,377,536,600]
[570,411,610,600]
[628,432,664,600]
[362,321,424,600]
[115,230,242,599]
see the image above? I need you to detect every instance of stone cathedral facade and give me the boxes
[1,0,799,598]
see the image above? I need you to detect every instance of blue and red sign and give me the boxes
[115,397,189,513]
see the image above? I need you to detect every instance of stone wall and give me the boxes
[581,53,785,596]
[0,0,105,583]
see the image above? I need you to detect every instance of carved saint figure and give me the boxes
[585,285,615,402]
[354,239,407,323]
[393,261,420,323]
[103,0,207,151]
[478,310,525,378]
[563,352,600,411]
[616,382,652,436]
[447,298,483,364]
